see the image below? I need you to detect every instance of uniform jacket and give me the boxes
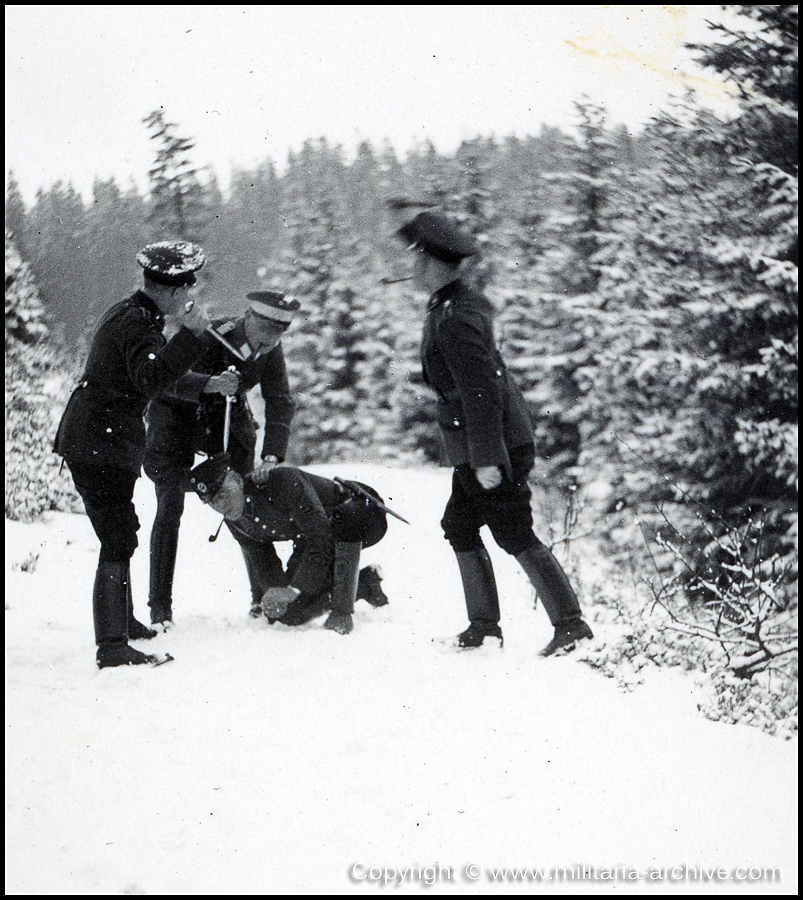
[54,291,204,472]
[227,467,354,598]
[421,279,533,472]
[145,317,294,462]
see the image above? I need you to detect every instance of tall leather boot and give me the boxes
[126,565,157,640]
[94,560,157,668]
[148,492,182,626]
[515,543,593,656]
[324,541,361,635]
[455,546,503,648]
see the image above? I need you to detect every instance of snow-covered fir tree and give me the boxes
[575,7,797,609]
[5,172,28,257]
[5,231,80,520]
[257,141,402,462]
[542,98,623,295]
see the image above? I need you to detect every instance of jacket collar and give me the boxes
[427,278,462,313]
[428,279,496,317]
[133,290,165,327]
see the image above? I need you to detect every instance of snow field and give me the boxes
[5,465,798,894]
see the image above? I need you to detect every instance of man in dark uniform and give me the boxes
[143,291,298,627]
[54,241,210,668]
[184,454,389,635]
[394,207,594,655]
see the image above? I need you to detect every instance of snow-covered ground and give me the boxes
[5,464,798,895]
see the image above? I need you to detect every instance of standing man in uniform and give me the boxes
[393,207,594,654]
[144,291,299,627]
[54,241,210,668]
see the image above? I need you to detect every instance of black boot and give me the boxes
[125,565,157,640]
[356,565,388,607]
[454,547,503,648]
[538,618,594,657]
[94,561,158,668]
[515,543,593,656]
[324,542,361,635]
[148,506,181,626]
[456,622,504,648]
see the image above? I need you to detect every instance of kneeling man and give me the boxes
[185,454,389,634]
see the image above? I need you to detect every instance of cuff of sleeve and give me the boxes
[468,443,511,472]
[262,422,291,460]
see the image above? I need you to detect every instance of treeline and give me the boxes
[6,8,797,614]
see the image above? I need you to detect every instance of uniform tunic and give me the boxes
[420,278,539,556]
[145,316,294,478]
[55,291,204,472]
[54,290,205,561]
[421,279,533,473]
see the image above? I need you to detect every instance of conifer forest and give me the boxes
[5,7,798,734]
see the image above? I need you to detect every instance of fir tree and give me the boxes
[578,7,797,604]
[142,109,210,243]
[81,177,148,335]
[5,172,28,256]
[5,231,79,520]
[543,98,622,295]
[24,180,90,345]
[447,137,499,292]
[210,160,285,311]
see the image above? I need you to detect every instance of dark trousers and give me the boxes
[441,444,541,556]
[144,436,254,607]
[236,532,290,605]
[66,461,140,561]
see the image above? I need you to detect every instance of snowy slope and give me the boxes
[5,464,798,895]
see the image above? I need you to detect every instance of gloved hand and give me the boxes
[474,465,503,490]
[261,585,300,618]
[250,456,279,485]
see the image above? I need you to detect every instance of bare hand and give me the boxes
[204,371,240,396]
[181,300,210,336]
[262,585,300,618]
[474,465,503,490]
[250,457,279,484]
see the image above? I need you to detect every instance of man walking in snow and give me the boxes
[54,241,210,668]
[391,204,594,654]
[144,291,297,628]
[184,454,389,634]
